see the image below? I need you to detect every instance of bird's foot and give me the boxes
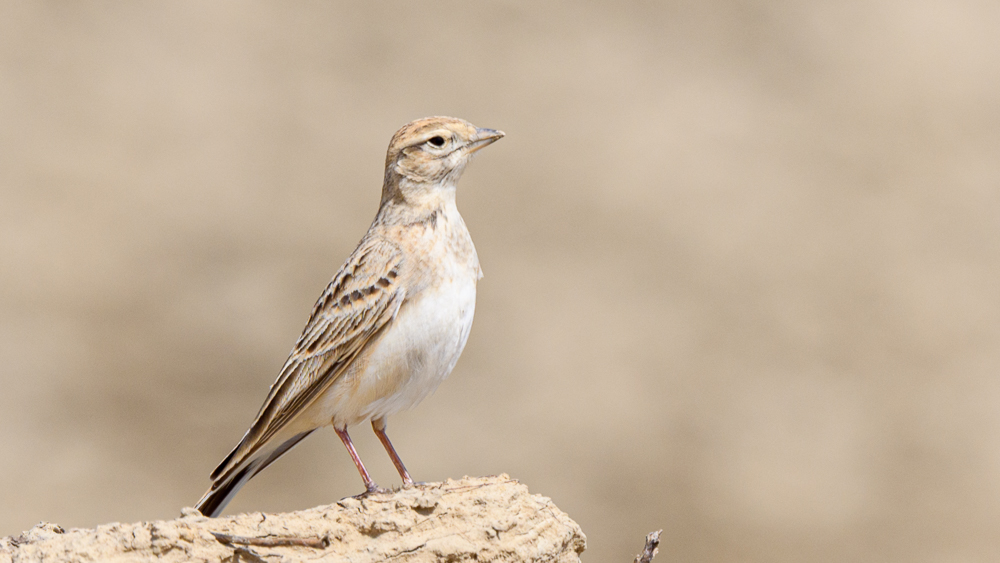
[354,484,389,498]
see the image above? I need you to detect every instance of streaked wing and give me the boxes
[211,235,406,481]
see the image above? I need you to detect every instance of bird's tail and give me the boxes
[194,429,314,517]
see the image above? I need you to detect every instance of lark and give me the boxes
[194,117,504,517]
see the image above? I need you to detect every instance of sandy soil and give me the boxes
[1,3,999,562]
[1,475,586,562]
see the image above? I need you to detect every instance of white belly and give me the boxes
[308,273,477,428]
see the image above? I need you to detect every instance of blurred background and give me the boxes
[2,1,999,561]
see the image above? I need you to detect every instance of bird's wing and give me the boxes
[210,235,406,481]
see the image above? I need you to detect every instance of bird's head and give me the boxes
[381,116,504,206]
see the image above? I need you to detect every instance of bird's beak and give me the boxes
[466,128,505,154]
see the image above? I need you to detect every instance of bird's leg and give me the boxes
[372,417,414,486]
[334,426,381,494]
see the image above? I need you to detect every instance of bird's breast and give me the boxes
[352,270,478,423]
[309,204,482,428]
[315,246,479,427]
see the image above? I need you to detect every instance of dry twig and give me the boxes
[633,529,662,563]
[211,531,329,549]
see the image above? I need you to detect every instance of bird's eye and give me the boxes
[428,136,446,147]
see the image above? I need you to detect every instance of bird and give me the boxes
[194,116,504,517]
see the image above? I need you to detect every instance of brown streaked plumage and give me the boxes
[194,116,504,517]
